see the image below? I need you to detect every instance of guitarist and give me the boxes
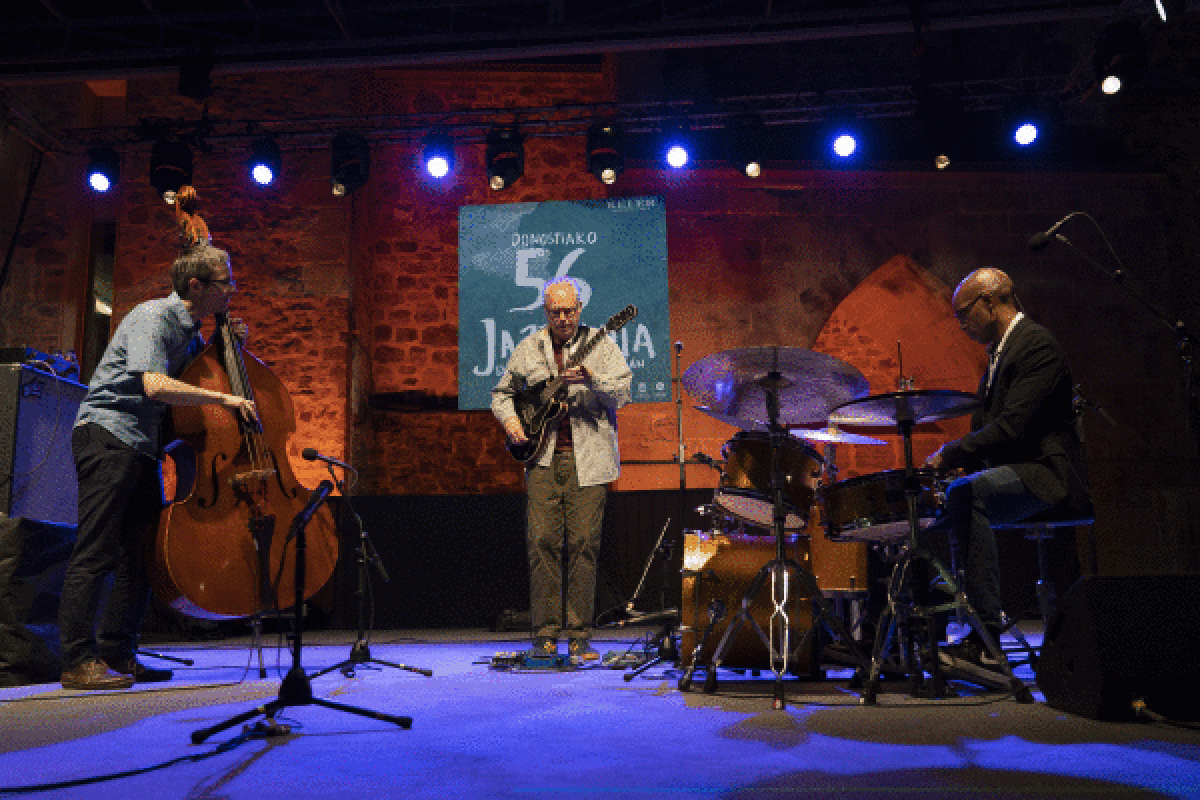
[492,277,631,663]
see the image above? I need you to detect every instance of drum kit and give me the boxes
[675,346,1033,707]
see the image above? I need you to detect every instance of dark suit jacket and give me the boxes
[941,316,1091,513]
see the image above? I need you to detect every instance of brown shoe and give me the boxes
[104,657,173,683]
[61,658,134,690]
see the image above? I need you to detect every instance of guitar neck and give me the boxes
[562,327,609,373]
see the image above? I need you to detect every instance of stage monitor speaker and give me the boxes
[1035,574,1200,722]
[0,364,85,526]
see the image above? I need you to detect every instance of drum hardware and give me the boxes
[678,347,873,708]
[829,389,1034,705]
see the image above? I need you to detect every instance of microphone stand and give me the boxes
[309,463,433,682]
[1047,223,1198,456]
[191,482,414,744]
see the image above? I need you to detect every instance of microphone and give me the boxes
[301,447,352,470]
[289,480,334,538]
[1027,212,1078,251]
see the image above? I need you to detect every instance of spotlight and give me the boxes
[331,131,370,196]
[486,125,524,191]
[85,146,120,193]
[1101,75,1123,95]
[726,115,765,178]
[586,122,624,185]
[1092,17,1146,95]
[1013,123,1038,146]
[420,130,454,180]
[247,136,281,186]
[662,119,691,169]
[935,154,950,171]
[832,133,857,158]
[150,137,193,202]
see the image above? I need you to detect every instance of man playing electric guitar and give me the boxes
[491,277,632,663]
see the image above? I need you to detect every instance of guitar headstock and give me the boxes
[605,304,638,333]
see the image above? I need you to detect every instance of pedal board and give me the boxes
[489,650,572,670]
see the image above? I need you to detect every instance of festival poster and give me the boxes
[458,197,670,409]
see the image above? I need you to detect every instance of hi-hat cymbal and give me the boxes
[829,389,978,428]
[683,346,869,427]
[789,426,887,446]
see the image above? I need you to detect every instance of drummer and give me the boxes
[923,267,1089,682]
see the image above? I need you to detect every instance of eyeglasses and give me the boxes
[953,293,986,321]
[545,305,579,319]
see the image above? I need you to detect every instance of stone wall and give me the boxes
[0,62,1194,576]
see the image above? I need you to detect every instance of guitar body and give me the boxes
[507,378,567,464]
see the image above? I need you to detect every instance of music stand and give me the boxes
[190,482,415,744]
[828,390,1035,705]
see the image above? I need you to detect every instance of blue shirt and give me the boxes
[76,292,204,458]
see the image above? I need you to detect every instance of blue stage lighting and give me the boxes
[86,146,120,193]
[1014,123,1038,146]
[247,136,281,186]
[421,131,455,180]
[666,145,689,169]
[832,134,857,158]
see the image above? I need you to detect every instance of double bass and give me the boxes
[152,188,339,619]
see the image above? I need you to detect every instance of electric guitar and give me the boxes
[506,304,637,464]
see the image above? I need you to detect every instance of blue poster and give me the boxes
[458,197,670,410]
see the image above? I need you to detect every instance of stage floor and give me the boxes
[1,625,1198,799]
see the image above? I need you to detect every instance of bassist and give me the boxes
[491,277,631,663]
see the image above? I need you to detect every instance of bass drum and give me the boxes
[713,432,823,532]
[680,531,815,672]
[820,468,944,543]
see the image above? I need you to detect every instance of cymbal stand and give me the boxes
[858,414,1033,705]
[309,463,432,681]
[191,482,414,744]
[678,374,870,709]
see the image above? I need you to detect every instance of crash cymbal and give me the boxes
[683,347,869,427]
[789,426,887,446]
[828,389,978,428]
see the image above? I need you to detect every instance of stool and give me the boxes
[991,507,1096,626]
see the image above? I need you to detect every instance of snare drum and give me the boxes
[820,468,944,543]
[713,432,823,532]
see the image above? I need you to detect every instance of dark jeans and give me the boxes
[525,451,607,641]
[943,465,1051,632]
[58,423,163,669]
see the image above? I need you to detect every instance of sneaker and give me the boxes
[937,634,1009,687]
[531,636,558,657]
[568,638,599,663]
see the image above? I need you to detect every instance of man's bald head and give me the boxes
[952,267,1019,345]
[543,278,581,309]
[956,267,1014,307]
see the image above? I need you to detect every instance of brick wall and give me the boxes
[0,62,1194,575]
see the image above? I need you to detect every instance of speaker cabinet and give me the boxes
[0,364,85,526]
[1035,575,1200,722]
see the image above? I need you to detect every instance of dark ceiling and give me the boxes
[2,0,1194,163]
[1,0,1132,84]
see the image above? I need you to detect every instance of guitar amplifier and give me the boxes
[0,364,86,526]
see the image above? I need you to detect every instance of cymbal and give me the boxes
[828,389,978,428]
[694,405,769,432]
[683,347,869,427]
[789,426,887,446]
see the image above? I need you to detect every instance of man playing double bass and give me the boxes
[59,192,257,690]
[923,267,1090,684]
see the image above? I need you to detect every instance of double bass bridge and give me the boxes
[230,468,278,488]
